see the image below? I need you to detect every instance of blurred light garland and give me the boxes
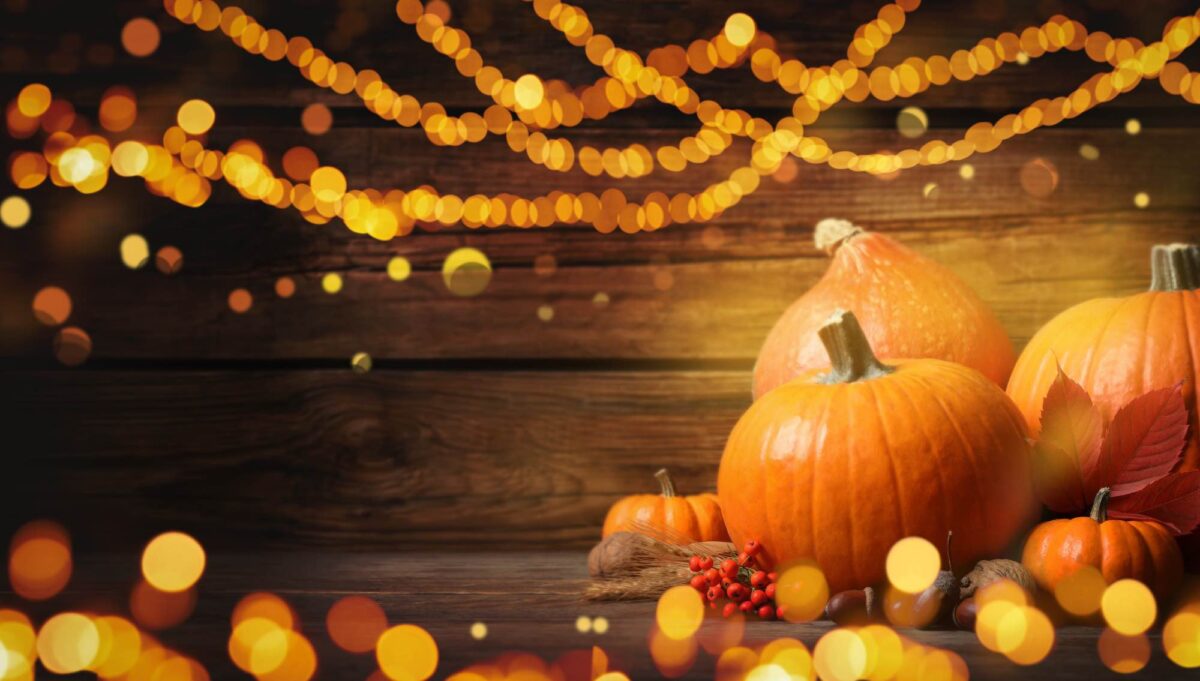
[5,1,1200,238]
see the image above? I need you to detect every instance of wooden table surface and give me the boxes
[5,551,1188,681]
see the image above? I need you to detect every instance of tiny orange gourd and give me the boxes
[753,219,1015,399]
[722,310,1036,594]
[1021,487,1183,599]
[601,469,729,542]
[1007,243,1200,472]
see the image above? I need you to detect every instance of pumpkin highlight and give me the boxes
[753,219,1015,399]
[1022,487,1183,599]
[1007,243,1200,472]
[722,310,1036,593]
[602,469,729,543]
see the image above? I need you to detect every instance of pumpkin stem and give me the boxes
[945,531,955,574]
[1090,487,1111,523]
[655,468,677,498]
[817,310,895,384]
[1150,243,1200,291]
[813,218,865,255]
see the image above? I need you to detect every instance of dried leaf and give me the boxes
[1104,384,1190,497]
[1032,367,1101,512]
[1109,471,1200,536]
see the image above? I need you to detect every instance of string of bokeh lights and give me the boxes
[3,0,1199,241]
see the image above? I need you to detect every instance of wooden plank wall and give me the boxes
[1,0,1198,549]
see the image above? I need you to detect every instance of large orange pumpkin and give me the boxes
[753,219,1015,399]
[721,310,1035,593]
[602,469,729,542]
[1007,242,1200,472]
[1022,487,1183,599]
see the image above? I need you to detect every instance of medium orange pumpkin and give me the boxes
[753,219,1015,399]
[721,310,1035,594]
[602,469,729,542]
[1007,243,1200,472]
[1021,487,1183,599]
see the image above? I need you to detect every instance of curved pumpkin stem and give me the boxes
[945,531,955,574]
[1090,487,1111,523]
[817,310,895,384]
[655,468,677,498]
[1150,243,1200,291]
[814,218,865,255]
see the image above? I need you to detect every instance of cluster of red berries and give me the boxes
[687,539,784,620]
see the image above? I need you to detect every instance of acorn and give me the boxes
[953,597,977,630]
[825,586,879,625]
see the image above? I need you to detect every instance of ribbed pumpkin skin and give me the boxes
[602,492,729,542]
[752,232,1015,399]
[1006,290,1200,471]
[1021,515,1183,598]
[720,358,1035,594]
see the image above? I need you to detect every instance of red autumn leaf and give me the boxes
[1109,470,1200,536]
[1032,367,1102,512]
[1102,384,1190,497]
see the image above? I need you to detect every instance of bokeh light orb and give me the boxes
[896,106,929,138]
[1054,565,1106,617]
[177,100,216,135]
[387,256,412,281]
[377,624,438,681]
[54,327,92,367]
[326,595,387,653]
[1098,628,1150,674]
[774,561,829,622]
[442,247,492,297]
[141,531,206,592]
[121,18,161,57]
[1,196,31,229]
[1102,580,1156,635]
[656,585,704,640]
[36,613,99,674]
[813,629,866,681]
[8,520,72,600]
[32,286,71,326]
[886,536,940,593]
[1164,611,1200,667]
[120,234,150,269]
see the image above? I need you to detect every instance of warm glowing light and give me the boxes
[351,352,373,374]
[8,520,72,601]
[896,106,929,138]
[774,561,829,622]
[54,327,92,367]
[89,615,141,678]
[228,289,253,314]
[1,196,31,229]
[650,624,698,676]
[377,624,438,681]
[537,304,554,321]
[122,18,161,57]
[177,100,216,135]
[1054,565,1106,617]
[32,286,71,326]
[1019,158,1059,197]
[275,277,296,298]
[387,256,412,281]
[592,617,609,634]
[99,87,138,132]
[576,616,592,633]
[1134,192,1150,208]
[141,531,206,592]
[442,247,492,297]
[883,585,943,628]
[301,103,333,135]
[1102,580,1156,635]
[36,613,100,674]
[156,246,184,275]
[723,13,756,47]
[514,75,545,109]
[922,182,939,199]
[469,622,487,640]
[813,629,867,681]
[310,166,347,202]
[232,593,296,630]
[959,164,975,180]
[656,585,704,640]
[1125,118,1142,135]
[258,631,316,681]
[322,273,344,294]
[0,610,36,680]
[1079,143,1100,160]
[857,625,903,680]
[58,148,97,184]
[281,147,319,182]
[112,141,150,176]
[120,234,151,269]
[17,84,51,117]
[886,537,940,593]
[131,580,197,630]
[230,617,288,675]
[1164,611,1200,667]
[1098,628,1150,674]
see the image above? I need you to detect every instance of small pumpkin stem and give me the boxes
[1090,487,1111,523]
[817,310,895,384]
[1150,243,1200,291]
[813,218,865,255]
[655,468,677,498]
[945,531,955,574]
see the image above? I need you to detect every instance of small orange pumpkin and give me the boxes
[1022,487,1183,599]
[722,310,1035,593]
[602,469,729,542]
[1007,243,1200,472]
[753,219,1015,399]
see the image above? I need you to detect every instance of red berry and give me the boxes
[720,558,737,574]
[775,605,788,620]
[722,602,737,618]
[758,605,775,619]
[750,571,768,588]
[750,589,767,606]
[705,568,720,585]
[709,599,719,609]
[767,572,778,582]
[744,539,762,556]
[739,600,754,613]
[707,586,722,602]
[737,551,753,567]
[699,556,714,571]
[689,556,702,572]
[727,583,747,601]
[765,583,776,599]
[690,574,707,591]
